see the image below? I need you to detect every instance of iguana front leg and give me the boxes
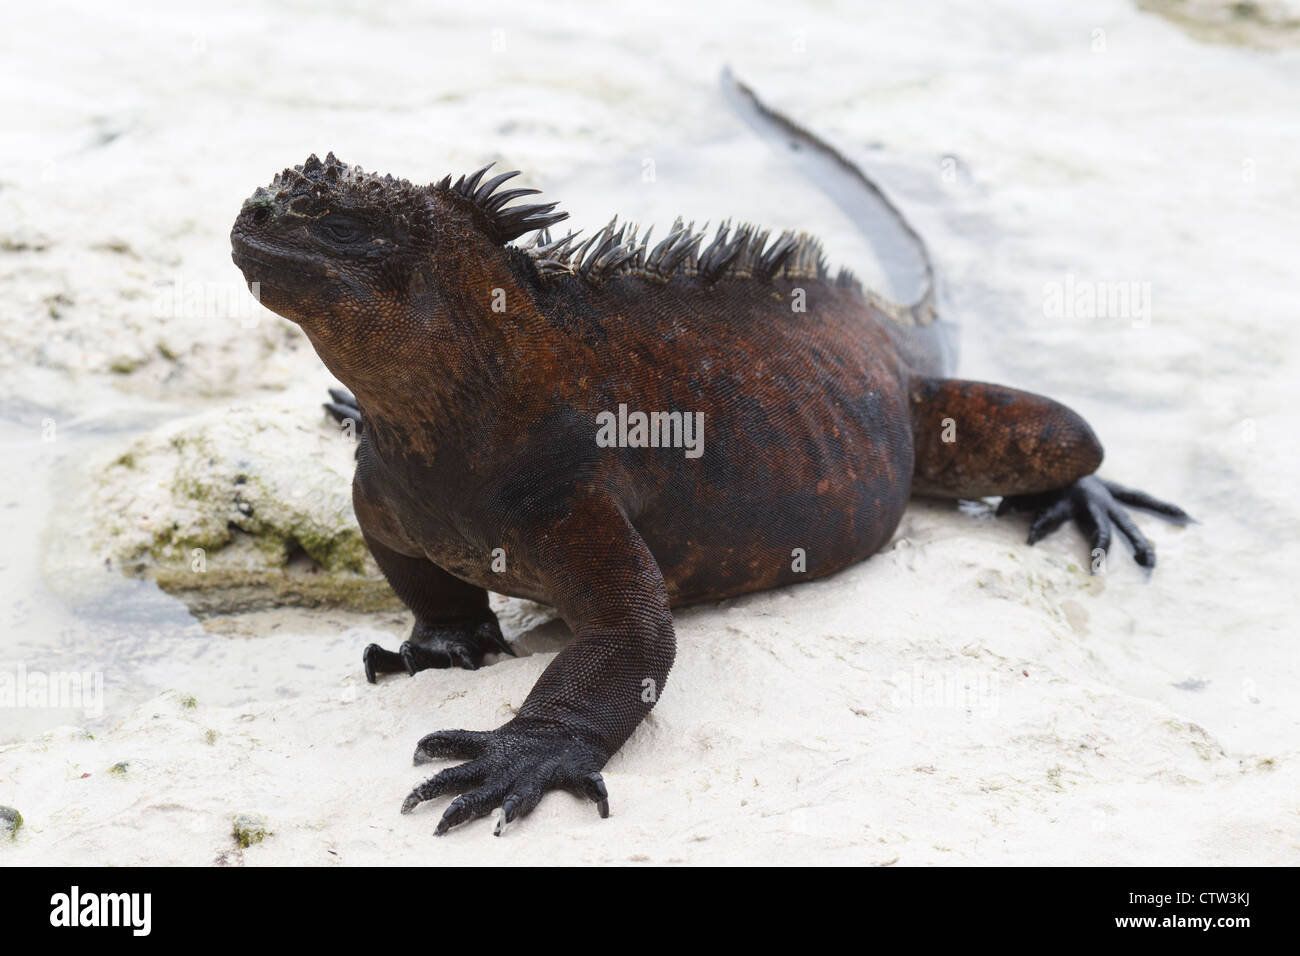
[359,533,513,680]
[401,494,676,835]
[353,465,511,680]
[330,392,505,676]
[910,377,1190,568]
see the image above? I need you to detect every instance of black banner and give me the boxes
[2,867,1279,941]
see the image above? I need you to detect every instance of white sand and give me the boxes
[2,0,1298,864]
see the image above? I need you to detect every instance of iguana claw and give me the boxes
[998,475,1191,572]
[362,612,514,683]
[401,722,611,835]
[322,387,363,437]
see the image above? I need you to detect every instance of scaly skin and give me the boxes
[231,145,1188,835]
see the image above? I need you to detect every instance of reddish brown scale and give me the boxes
[910,379,1104,499]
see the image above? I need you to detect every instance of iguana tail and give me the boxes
[720,67,954,373]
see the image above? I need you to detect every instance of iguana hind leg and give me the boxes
[910,377,1190,569]
[997,476,1191,570]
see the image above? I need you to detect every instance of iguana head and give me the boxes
[230,153,567,368]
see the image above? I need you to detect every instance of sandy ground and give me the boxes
[2,0,1298,864]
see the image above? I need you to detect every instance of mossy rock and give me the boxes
[60,398,401,616]
[0,806,22,841]
[232,813,272,848]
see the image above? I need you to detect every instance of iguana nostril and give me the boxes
[250,206,270,225]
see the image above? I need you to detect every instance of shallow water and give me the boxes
[0,407,204,741]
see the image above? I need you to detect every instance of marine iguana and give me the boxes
[229,75,1189,836]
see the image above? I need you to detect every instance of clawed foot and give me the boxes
[998,475,1192,571]
[401,722,611,835]
[364,611,515,683]
[323,387,363,437]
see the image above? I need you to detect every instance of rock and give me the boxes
[1136,0,1300,50]
[0,806,22,841]
[231,813,271,848]
[62,398,399,616]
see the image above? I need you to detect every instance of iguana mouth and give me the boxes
[229,234,332,291]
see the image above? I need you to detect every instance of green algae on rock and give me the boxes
[231,813,271,848]
[1137,0,1300,50]
[74,399,399,616]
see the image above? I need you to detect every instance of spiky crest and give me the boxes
[515,215,918,326]
[256,153,920,326]
[432,162,570,243]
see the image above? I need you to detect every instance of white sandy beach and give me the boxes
[1,0,1298,864]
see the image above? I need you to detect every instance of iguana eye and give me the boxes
[317,215,366,244]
